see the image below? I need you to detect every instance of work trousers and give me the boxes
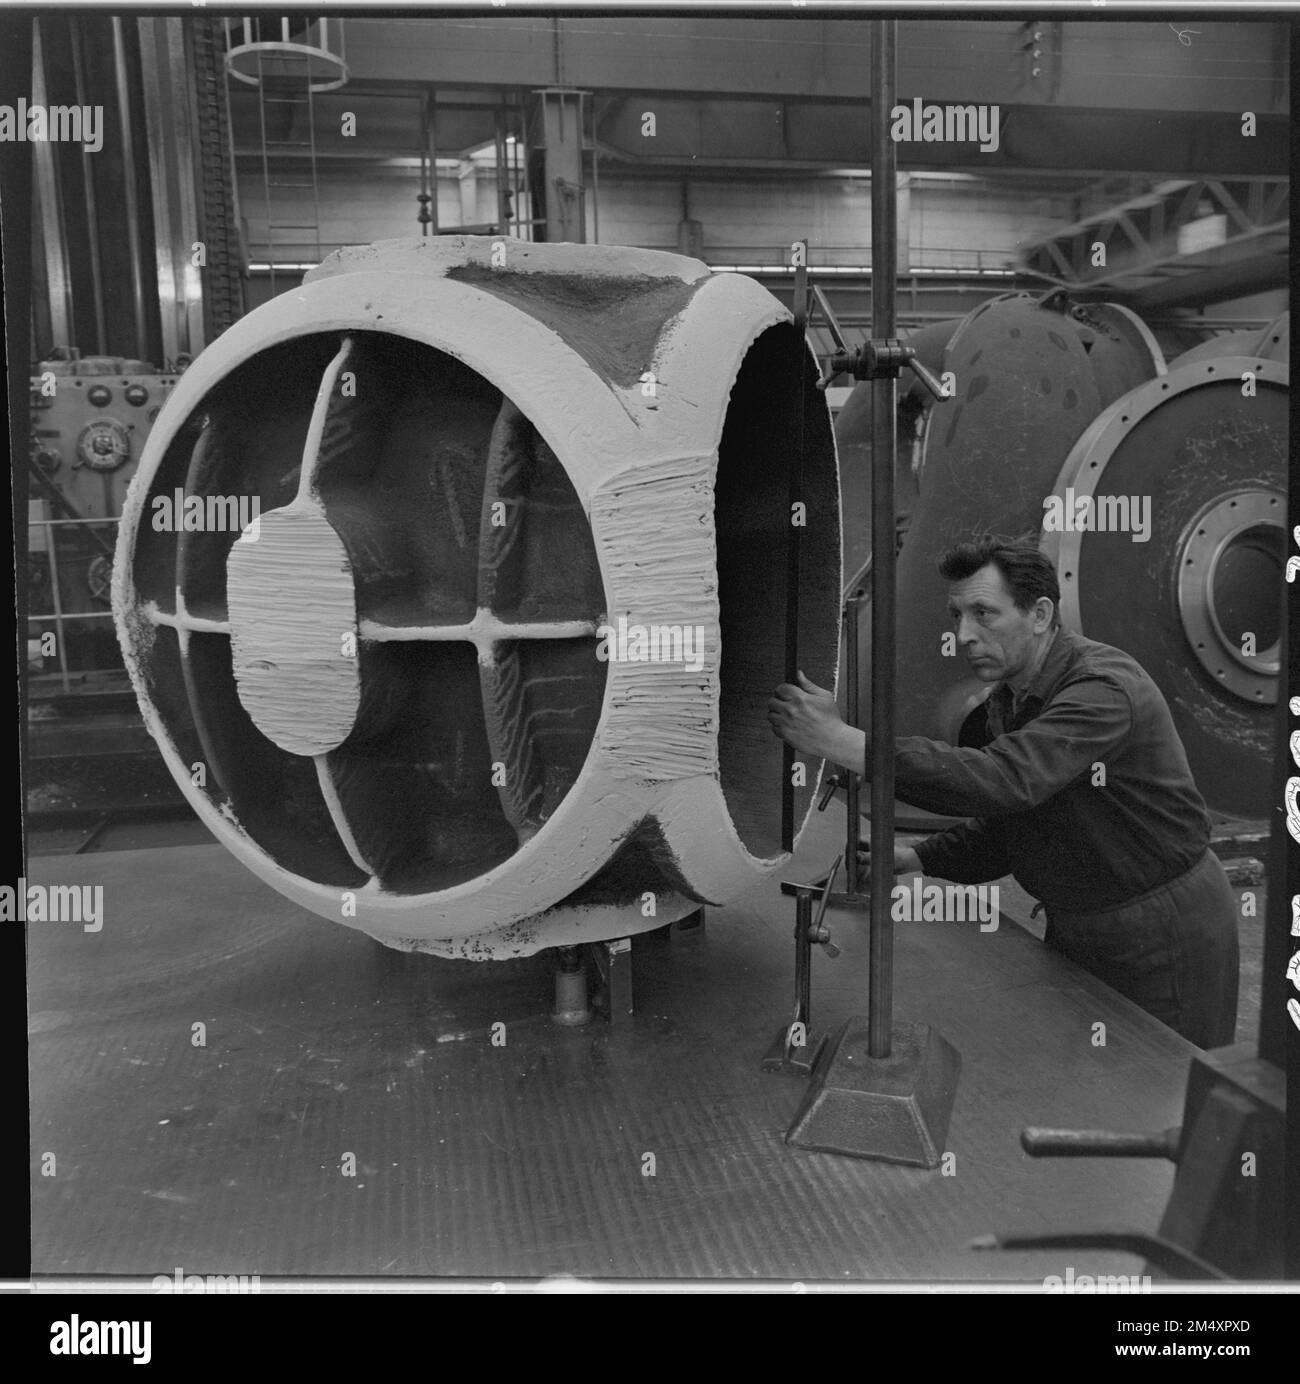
[1043,849,1239,1049]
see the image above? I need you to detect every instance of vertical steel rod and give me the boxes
[32,19,73,348]
[111,18,149,362]
[494,103,509,234]
[795,891,812,1032]
[70,18,108,355]
[427,88,439,235]
[255,48,274,297]
[782,243,808,853]
[590,94,600,243]
[844,590,863,894]
[419,93,432,236]
[868,19,898,1059]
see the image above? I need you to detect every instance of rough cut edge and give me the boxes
[227,503,360,757]
[590,454,719,780]
[365,890,700,960]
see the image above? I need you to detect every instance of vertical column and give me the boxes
[868,19,898,1060]
[526,88,588,244]
[138,15,205,362]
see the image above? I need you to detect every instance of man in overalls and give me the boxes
[769,535,1239,1048]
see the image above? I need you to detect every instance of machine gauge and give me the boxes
[76,418,131,471]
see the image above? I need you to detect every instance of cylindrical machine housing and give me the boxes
[113,237,841,957]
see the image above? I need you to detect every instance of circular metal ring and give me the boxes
[225,42,349,92]
[1176,489,1285,702]
[1039,354,1287,815]
[1043,355,1288,640]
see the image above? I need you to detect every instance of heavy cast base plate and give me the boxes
[760,1024,828,1076]
[786,1018,961,1167]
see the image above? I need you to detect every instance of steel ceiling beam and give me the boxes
[587,98,1287,177]
[1021,177,1290,304]
[339,18,1287,116]
[1126,251,1290,311]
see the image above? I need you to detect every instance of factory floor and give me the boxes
[28,806,1268,1063]
[27,804,1262,1284]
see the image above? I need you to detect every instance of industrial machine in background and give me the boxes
[834,296,1289,821]
[28,349,182,693]
[25,351,187,836]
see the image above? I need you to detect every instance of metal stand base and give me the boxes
[1155,1043,1285,1278]
[761,862,842,1076]
[587,936,633,1023]
[761,1028,827,1077]
[552,946,591,1027]
[786,1018,961,1168]
[584,910,707,1027]
[986,1041,1284,1280]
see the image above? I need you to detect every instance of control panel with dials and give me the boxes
[29,358,180,521]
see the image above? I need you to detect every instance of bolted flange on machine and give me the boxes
[113,236,842,959]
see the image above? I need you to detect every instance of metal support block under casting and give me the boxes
[586,936,634,1024]
[786,1018,961,1168]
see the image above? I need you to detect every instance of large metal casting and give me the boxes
[1043,349,1287,818]
[114,236,841,958]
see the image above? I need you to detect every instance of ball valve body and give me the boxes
[113,237,841,957]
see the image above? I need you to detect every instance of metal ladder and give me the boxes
[253,46,323,293]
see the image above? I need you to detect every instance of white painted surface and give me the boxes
[114,237,840,956]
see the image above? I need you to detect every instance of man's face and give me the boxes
[946,564,1049,684]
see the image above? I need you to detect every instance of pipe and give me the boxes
[782,245,807,853]
[590,93,599,243]
[494,104,508,234]
[868,18,897,1059]
[427,89,439,234]
[111,18,149,362]
[844,588,862,893]
[418,92,431,236]
[70,18,108,355]
[31,19,73,349]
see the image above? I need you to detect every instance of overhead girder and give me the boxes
[229,89,504,162]
[1126,252,1290,312]
[588,97,1287,178]
[228,82,1287,179]
[1021,178,1289,308]
[339,17,1287,117]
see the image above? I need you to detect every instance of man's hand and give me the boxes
[768,671,862,767]
[856,837,922,887]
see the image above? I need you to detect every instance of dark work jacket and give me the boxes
[894,628,1211,911]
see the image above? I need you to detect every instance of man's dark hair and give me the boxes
[937,534,1061,628]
